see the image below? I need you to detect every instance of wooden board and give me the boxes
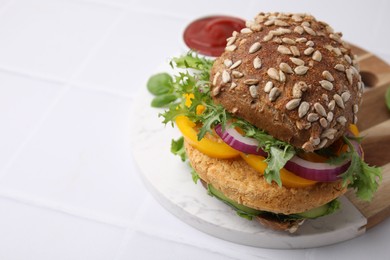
[345,44,390,230]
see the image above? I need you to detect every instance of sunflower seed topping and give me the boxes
[321,128,337,139]
[222,70,231,83]
[253,56,262,69]
[244,78,259,85]
[269,87,281,101]
[332,47,342,56]
[279,70,286,82]
[232,70,243,78]
[317,139,328,149]
[224,59,233,68]
[303,26,316,36]
[298,101,310,118]
[279,62,293,74]
[334,94,345,108]
[249,85,258,98]
[241,28,253,34]
[319,80,333,91]
[263,33,273,42]
[295,37,307,43]
[314,102,327,117]
[277,45,292,55]
[341,91,351,102]
[306,40,314,47]
[346,68,353,85]
[334,64,345,72]
[322,70,334,81]
[327,111,334,122]
[267,68,280,80]
[285,98,301,110]
[275,19,289,26]
[290,57,305,66]
[230,60,242,70]
[282,37,296,44]
[344,54,352,64]
[294,26,304,34]
[229,82,237,90]
[307,113,319,122]
[249,42,262,54]
[353,104,359,114]
[354,115,358,124]
[337,116,347,126]
[328,100,336,110]
[212,72,220,86]
[294,65,309,75]
[304,47,315,55]
[320,118,328,128]
[226,37,236,46]
[312,50,322,61]
[290,46,300,57]
[264,81,273,93]
[225,45,237,52]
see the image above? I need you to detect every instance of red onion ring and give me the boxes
[214,123,362,182]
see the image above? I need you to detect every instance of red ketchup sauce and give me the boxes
[183,16,246,57]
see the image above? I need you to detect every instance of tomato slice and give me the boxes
[240,153,317,188]
[175,115,240,159]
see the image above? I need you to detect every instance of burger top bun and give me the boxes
[210,12,364,152]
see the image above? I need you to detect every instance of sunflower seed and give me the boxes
[341,91,351,102]
[329,33,342,43]
[353,104,359,114]
[326,25,334,34]
[346,68,353,85]
[306,40,314,47]
[321,128,337,139]
[301,21,310,27]
[314,102,327,117]
[307,113,319,122]
[282,37,295,44]
[212,72,220,86]
[302,141,314,151]
[229,82,237,90]
[333,94,345,108]
[319,80,333,91]
[249,42,262,54]
[311,137,321,146]
[294,65,309,75]
[327,111,334,122]
[212,86,221,96]
[231,107,238,113]
[304,47,315,55]
[292,14,303,22]
[317,139,328,149]
[279,70,286,82]
[269,87,281,101]
[275,19,289,26]
[332,47,342,56]
[334,64,345,72]
[253,56,262,69]
[244,78,259,85]
[232,70,243,78]
[295,37,307,43]
[264,81,273,93]
[249,85,258,98]
[322,70,334,81]
[328,100,335,111]
[285,98,301,110]
[241,28,253,34]
[344,54,352,64]
[337,116,347,126]
[303,26,316,36]
[290,46,300,57]
[353,115,358,124]
[224,59,233,68]
[279,62,293,74]
[222,70,231,83]
[226,37,236,46]
[292,84,302,98]
[290,57,305,66]
[230,60,242,70]
[225,45,237,52]
[264,19,275,26]
[319,118,328,128]
[277,45,292,55]
[263,33,273,42]
[267,68,280,80]
[322,94,329,102]
[294,26,304,34]
[298,101,310,118]
[273,37,282,44]
[312,50,322,61]
[272,28,292,35]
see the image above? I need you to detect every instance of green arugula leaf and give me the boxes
[151,94,178,108]
[386,86,390,111]
[147,73,173,95]
[170,137,187,162]
[264,146,295,186]
[340,136,382,201]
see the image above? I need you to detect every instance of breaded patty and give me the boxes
[185,140,347,214]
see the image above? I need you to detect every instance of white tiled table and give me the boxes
[1,0,389,259]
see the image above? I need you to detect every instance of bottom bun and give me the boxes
[185,140,346,215]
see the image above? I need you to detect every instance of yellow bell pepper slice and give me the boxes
[175,115,240,159]
[240,153,317,188]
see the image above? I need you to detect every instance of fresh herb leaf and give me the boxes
[190,168,200,184]
[151,93,178,108]
[340,136,382,201]
[386,86,390,111]
[264,146,295,186]
[170,136,187,162]
[147,73,173,96]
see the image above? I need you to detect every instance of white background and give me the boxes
[0,0,389,259]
